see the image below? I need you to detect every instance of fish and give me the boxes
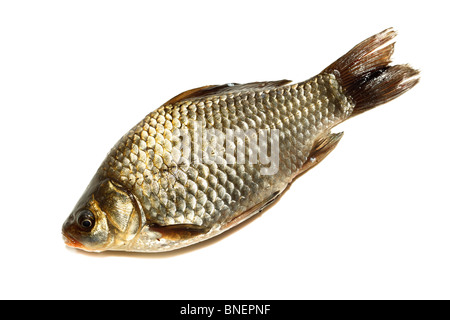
[62,28,419,253]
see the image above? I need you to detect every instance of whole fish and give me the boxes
[62,28,419,252]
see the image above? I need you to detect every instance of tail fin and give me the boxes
[322,28,420,117]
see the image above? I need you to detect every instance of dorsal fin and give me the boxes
[163,79,292,105]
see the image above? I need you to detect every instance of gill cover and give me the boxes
[95,179,142,242]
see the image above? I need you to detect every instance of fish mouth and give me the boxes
[62,233,85,249]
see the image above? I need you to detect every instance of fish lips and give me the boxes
[62,215,86,249]
[62,233,84,249]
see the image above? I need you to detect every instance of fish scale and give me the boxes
[63,28,419,252]
[101,73,349,228]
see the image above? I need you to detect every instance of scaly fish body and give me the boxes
[62,29,419,252]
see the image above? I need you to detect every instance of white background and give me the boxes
[1,0,448,300]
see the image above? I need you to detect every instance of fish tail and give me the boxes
[322,28,420,117]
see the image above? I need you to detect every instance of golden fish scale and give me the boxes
[100,73,353,229]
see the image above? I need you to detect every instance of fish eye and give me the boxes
[77,210,95,231]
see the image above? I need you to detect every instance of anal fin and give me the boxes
[222,190,282,231]
[293,131,344,181]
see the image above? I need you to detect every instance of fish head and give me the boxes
[62,175,143,252]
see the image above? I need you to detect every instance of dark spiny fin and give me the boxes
[322,28,420,117]
[293,131,344,180]
[164,80,291,105]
